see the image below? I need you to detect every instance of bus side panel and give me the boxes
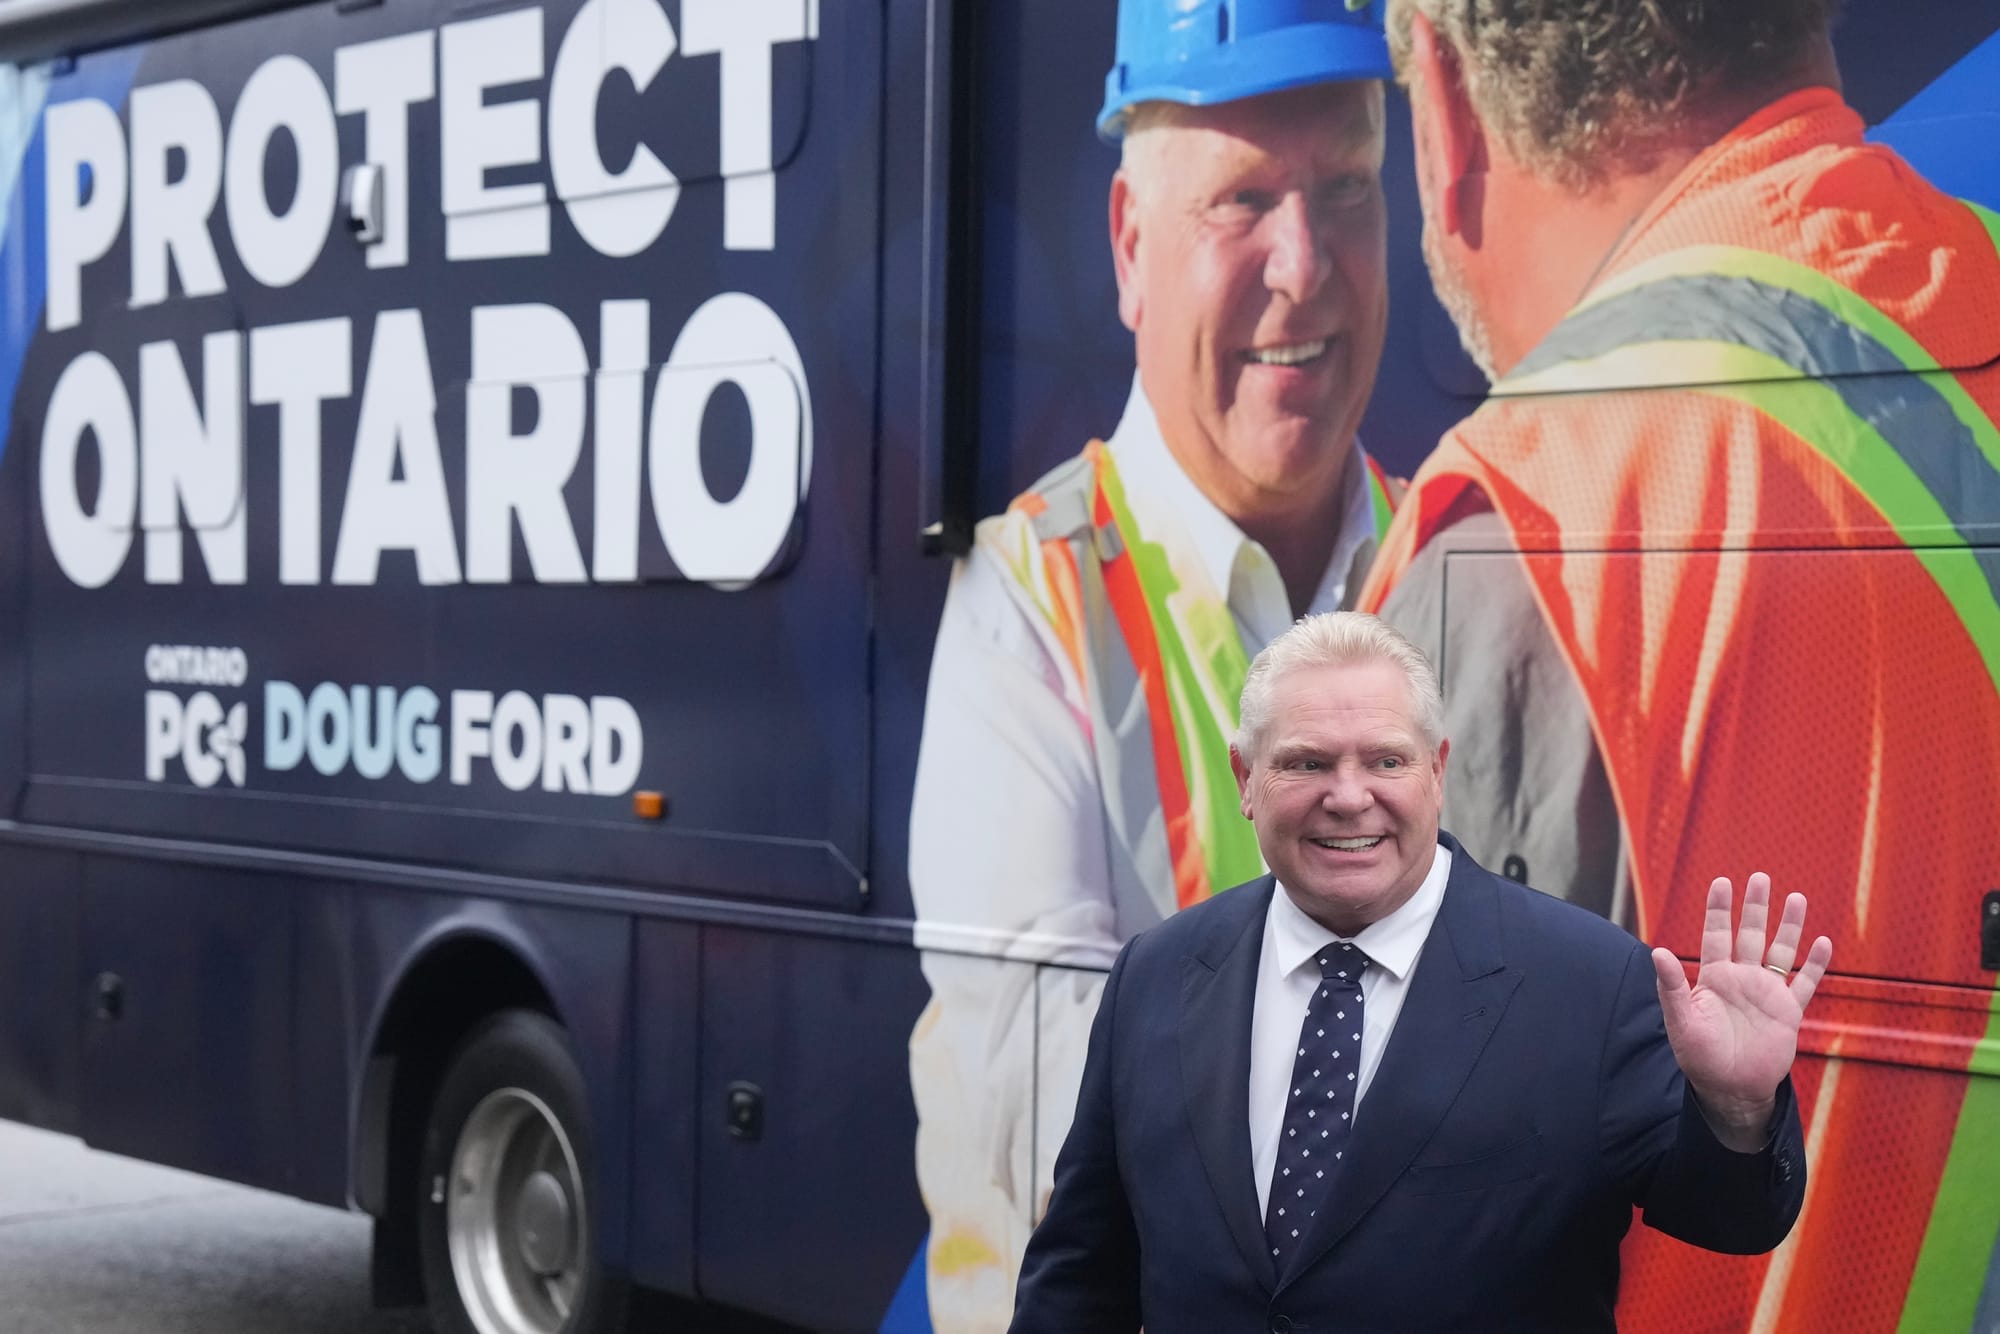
[0,847,82,1134]
[79,855,297,1193]
[292,878,356,1209]
[628,917,700,1299]
[15,0,877,908]
[696,926,930,1331]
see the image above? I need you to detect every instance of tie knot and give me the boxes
[1315,942,1369,982]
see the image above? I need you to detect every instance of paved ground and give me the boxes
[0,1121,818,1333]
[0,1119,431,1334]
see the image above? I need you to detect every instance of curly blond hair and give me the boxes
[1386,0,1839,190]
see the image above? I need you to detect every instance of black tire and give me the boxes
[418,1009,628,1334]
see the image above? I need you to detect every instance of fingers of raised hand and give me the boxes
[1650,946,1690,997]
[1761,892,1809,973]
[1734,871,1774,964]
[1790,934,1834,1010]
[1701,876,1737,969]
[1650,946,1694,1027]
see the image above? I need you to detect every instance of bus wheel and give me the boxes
[418,1010,626,1334]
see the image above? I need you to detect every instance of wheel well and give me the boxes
[356,934,558,1305]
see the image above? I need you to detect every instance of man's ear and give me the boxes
[1110,169,1144,332]
[1231,745,1254,819]
[1407,11,1484,239]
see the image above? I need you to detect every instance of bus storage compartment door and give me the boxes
[0,847,85,1134]
[78,856,300,1194]
[695,925,931,1332]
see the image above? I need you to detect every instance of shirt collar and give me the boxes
[1268,841,1454,983]
[1105,372,1374,624]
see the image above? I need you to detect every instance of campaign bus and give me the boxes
[0,0,1994,1331]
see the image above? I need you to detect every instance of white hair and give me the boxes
[1115,101,1185,199]
[1235,611,1446,760]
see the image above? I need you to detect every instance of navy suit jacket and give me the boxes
[1011,835,1806,1333]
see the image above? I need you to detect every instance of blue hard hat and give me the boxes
[1099,0,1393,141]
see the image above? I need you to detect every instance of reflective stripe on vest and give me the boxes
[1495,201,2000,693]
[1015,442,1395,912]
[1087,441,1262,909]
[1364,453,1398,542]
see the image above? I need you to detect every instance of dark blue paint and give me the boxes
[628,918,701,1299]
[78,860,298,1192]
[0,848,84,1132]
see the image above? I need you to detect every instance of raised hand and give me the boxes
[1650,873,1833,1151]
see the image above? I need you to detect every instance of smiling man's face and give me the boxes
[1111,80,1388,526]
[1231,657,1447,936]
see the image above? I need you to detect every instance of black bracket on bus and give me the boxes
[726,1081,766,1142]
[916,0,984,557]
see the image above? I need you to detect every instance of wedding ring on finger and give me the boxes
[1763,963,1790,977]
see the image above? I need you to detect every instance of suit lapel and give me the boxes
[1180,877,1278,1292]
[1279,849,1523,1289]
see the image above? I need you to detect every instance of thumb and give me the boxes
[1651,947,1694,1031]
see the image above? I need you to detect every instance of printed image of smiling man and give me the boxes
[904,4,1406,1329]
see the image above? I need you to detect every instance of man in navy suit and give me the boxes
[1011,612,1832,1332]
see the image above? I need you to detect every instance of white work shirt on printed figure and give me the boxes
[906,373,1379,1332]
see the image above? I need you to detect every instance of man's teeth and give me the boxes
[1313,836,1383,851]
[1245,339,1327,367]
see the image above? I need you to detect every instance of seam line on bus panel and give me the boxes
[0,819,912,946]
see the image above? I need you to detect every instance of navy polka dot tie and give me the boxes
[1265,942,1368,1272]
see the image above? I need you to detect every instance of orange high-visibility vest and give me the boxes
[1361,88,2000,1332]
[994,440,1397,915]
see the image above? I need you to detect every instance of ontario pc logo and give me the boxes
[143,644,251,788]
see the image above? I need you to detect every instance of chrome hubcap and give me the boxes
[515,1170,574,1276]
[446,1087,585,1334]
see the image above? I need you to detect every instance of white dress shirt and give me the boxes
[1250,843,1454,1216]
